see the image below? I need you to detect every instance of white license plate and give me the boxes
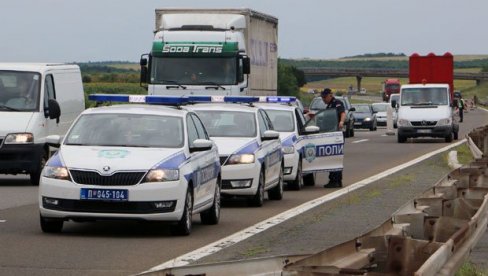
[417,129,431,133]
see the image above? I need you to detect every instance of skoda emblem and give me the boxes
[304,143,316,163]
[102,166,110,172]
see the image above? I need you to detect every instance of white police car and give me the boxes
[256,97,344,190]
[39,95,221,235]
[186,96,283,207]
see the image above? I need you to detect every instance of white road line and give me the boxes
[0,220,6,223]
[352,139,369,144]
[144,139,467,273]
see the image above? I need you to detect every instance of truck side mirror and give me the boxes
[242,56,251,74]
[140,55,149,87]
[48,99,61,124]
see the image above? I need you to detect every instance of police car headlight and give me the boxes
[364,117,371,121]
[146,169,179,182]
[397,119,410,127]
[227,154,255,165]
[437,118,452,126]
[4,133,34,144]
[282,146,295,155]
[42,166,70,180]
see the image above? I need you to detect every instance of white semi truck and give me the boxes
[140,8,278,96]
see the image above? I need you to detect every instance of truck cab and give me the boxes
[140,9,278,97]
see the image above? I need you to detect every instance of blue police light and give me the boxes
[88,94,189,106]
[260,96,297,103]
[146,96,189,105]
[223,96,259,103]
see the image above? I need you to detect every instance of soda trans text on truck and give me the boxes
[394,53,459,143]
[0,63,85,185]
[140,9,278,97]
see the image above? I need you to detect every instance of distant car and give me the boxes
[352,104,377,131]
[359,88,367,94]
[308,96,356,138]
[372,102,397,128]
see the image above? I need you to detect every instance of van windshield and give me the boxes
[0,71,40,111]
[401,88,448,106]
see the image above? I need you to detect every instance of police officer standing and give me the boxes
[458,95,465,122]
[321,88,346,188]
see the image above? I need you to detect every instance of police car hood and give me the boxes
[57,146,185,172]
[210,137,258,156]
[0,112,33,135]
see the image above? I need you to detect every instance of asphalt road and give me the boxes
[0,108,486,276]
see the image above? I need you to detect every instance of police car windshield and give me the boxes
[65,114,184,148]
[264,110,295,132]
[196,111,257,138]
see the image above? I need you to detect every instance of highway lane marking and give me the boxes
[144,138,467,273]
[0,220,6,223]
[352,139,369,144]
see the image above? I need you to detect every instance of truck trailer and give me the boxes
[140,8,278,96]
[394,52,459,143]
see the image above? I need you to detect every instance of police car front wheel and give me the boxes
[171,189,193,236]
[200,179,221,225]
[40,215,63,233]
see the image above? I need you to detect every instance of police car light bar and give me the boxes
[259,96,297,103]
[88,94,189,105]
[186,96,259,104]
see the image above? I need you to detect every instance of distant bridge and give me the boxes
[300,67,488,91]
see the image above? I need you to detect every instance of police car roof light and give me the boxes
[88,94,189,106]
[261,96,297,103]
[188,95,213,103]
[223,96,259,103]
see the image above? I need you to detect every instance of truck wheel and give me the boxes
[40,215,63,233]
[397,135,407,143]
[171,188,193,236]
[268,166,283,200]
[248,171,265,207]
[289,160,303,191]
[30,153,48,186]
[303,173,315,186]
[200,177,221,225]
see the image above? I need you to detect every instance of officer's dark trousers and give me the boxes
[329,171,342,183]
[459,108,464,122]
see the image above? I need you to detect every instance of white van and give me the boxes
[0,63,85,185]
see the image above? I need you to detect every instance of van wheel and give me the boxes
[30,153,47,186]
[40,215,63,233]
[171,189,193,236]
[289,160,303,190]
[445,133,453,143]
[268,166,283,200]
[303,173,315,186]
[397,135,407,143]
[200,178,221,225]
[248,171,265,207]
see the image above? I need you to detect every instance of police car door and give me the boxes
[258,110,281,187]
[187,114,217,209]
[298,109,344,174]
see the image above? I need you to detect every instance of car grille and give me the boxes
[411,121,437,127]
[70,170,146,186]
[43,198,176,214]
[219,156,228,166]
[0,138,3,147]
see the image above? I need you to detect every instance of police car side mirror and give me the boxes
[262,130,280,141]
[46,135,62,148]
[303,126,320,135]
[190,139,213,153]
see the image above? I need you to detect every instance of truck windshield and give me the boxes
[195,110,257,138]
[385,84,400,91]
[150,57,237,85]
[401,88,448,106]
[65,114,184,148]
[0,71,40,111]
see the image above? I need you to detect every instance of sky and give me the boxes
[1,0,487,63]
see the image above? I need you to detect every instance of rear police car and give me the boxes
[256,96,345,190]
[39,95,221,235]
